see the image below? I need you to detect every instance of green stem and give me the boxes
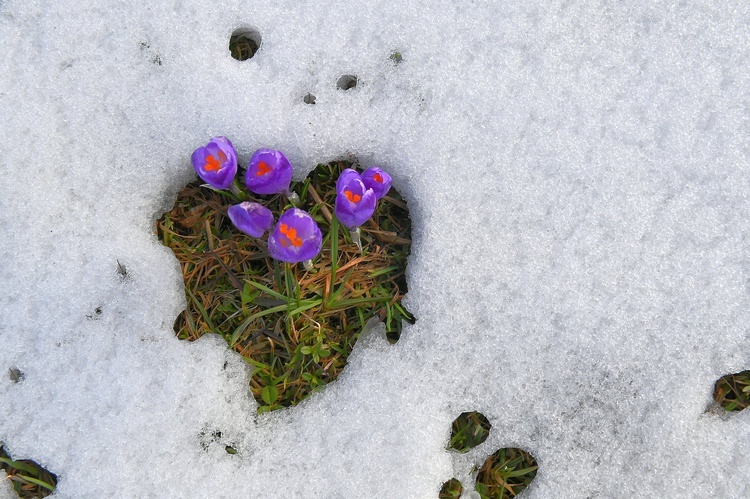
[229,181,245,199]
[328,215,339,300]
[330,295,392,308]
[14,474,56,492]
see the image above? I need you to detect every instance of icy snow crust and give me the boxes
[1,0,750,497]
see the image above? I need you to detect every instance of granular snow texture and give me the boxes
[1,1,750,497]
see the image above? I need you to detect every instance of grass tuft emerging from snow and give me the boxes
[0,446,57,498]
[713,370,750,412]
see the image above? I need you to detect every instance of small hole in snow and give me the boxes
[303,93,316,105]
[449,411,491,452]
[198,428,223,451]
[86,306,103,320]
[8,367,23,383]
[116,259,128,279]
[389,50,403,64]
[337,75,358,91]
[229,27,261,61]
[713,369,750,411]
[0,445,58,497]
[438,478,462,498]
[139,42,162,66]
[475,447,538,497]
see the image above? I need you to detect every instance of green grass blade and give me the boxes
[328,215,339,299]
[501,466,539,478]
[289,299,323,316]
[245,280,289,302]
[242,357,270,370]
[0,458,38,475]
[230,304,289,347]
[327,268,355,306]
[369,265,399,277]
[331,295,392,308]
[14,474,56,491]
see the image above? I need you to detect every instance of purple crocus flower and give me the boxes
[227,202,274,237]
[361,167,392,200]
[268,208,322,264]
[334,169,377,230]
[245,148,294,196]
[191,136,238,190]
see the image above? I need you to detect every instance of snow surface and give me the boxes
[1,0,750,497]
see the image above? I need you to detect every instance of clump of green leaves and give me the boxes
[157,160,413,412]
[0,446,57,497]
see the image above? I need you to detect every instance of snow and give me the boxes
[1,0,750,497]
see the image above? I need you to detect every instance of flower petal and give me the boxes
[268,208,322,263]
[227,202,274,237]
[334,169,377,229]
[245,148,294,195]
[361,167,392,199]
[191,136,238,190]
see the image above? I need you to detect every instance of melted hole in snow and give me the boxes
[198,428,236,454]
[229,27,261,61]
[303,93,316,105]
[8,367,24,383]
[87,306,103,320]
[449,411,491,452]
[475,447,539,497]
[0,445,58,497]
[116,259,128,280]
[157,159,413,412]
[389,50,403,64]
[712,369,750,412]
[438,478,462,498]
[336,75,358,91]
[138,41,162,66]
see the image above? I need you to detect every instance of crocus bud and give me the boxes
[268,208,322,264]
[334,168,377,230]
[191,136,238,189]
[227,202,274,237]
[245,148,294,196]
[361,167,392,200]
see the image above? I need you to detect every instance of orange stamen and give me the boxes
[256,161,272,176]
[344,190,361,203]
[204,154,221,172]
[218,149,227,162]
[279,223,303,247]
[373,173,383,183]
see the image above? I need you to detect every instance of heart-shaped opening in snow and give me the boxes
[157,158,414,412]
